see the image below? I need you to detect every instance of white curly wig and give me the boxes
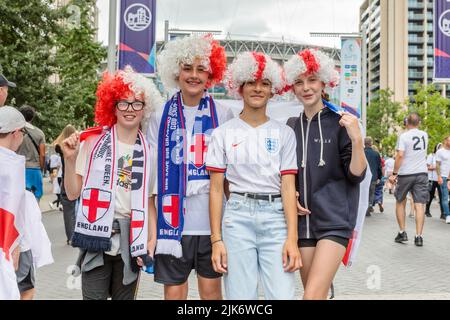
[121,66,164,133]
[157,34,227,92]
[284,49,339,88]
[225,51,285,97]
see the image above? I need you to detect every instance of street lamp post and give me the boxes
[107,0,118,74]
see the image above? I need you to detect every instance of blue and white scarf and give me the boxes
[156,91,218,258]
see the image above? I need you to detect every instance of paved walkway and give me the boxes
[35,177,450,299]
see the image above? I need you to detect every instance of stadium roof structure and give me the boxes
[156,38,341,66]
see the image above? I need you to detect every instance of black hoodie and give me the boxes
[287,108,366,240]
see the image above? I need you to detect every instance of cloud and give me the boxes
[96,0,365,48]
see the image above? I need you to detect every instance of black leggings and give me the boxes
[52,177,62,207]
[426,181,443,215]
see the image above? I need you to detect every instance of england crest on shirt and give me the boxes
[265,138,279,154]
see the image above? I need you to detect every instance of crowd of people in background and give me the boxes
[364,115,450,248]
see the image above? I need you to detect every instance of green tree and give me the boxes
[0,0,106,140]
[54,0,106,134]
[0,0,63,138]
[367,89,401,156]
[403,83,450,153]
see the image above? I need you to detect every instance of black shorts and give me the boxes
[16,250,35,293]
[298,236,349,249]
[154,235,222,285]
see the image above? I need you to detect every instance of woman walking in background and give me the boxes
[53,125,77,244]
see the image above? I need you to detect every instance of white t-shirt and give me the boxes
[436,148,450,178]
[146,101,234,235]
[206,117,298,194]
[396,128,428,175]
[50,154,61,168]
[426,153,438,181]
[384,157,395,177]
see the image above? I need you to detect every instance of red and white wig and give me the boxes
[157,34,227,91]
[284,49,339,89]
[225,51,286,97]
[94,66,163,133]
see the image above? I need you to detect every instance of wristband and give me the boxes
[211,239,223,245]
[210,234,222,242]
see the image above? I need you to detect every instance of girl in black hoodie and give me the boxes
[284,49,367,300]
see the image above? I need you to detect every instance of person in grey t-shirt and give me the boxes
[16,105,46,201]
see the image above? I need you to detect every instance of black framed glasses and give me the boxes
[115,100,145,111]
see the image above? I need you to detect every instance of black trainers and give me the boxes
[425,212,432,218]
[415,236,423,247]
[395,231,408,243]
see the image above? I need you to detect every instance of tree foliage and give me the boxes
[0,0,106,140]
[367,89,401,156]
[403,83,450,153]
[367,85,450,156]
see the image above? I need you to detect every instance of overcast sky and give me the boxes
[96,0,365,48]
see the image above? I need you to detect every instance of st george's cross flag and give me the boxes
[0,147,26,300]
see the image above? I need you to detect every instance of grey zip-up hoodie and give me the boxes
[287,108,366,240]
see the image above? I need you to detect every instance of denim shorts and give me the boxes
[222,193,296,300]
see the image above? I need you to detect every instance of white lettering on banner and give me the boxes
[124,4,152,32]
[439,10,450,37]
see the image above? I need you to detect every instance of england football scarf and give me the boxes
[156,91,218,258]
[71,125,149,258]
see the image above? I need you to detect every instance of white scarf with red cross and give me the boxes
[72,125,149,258]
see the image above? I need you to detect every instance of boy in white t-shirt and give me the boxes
[425,143,444,218]
[147,35,233,300]
[436,135,450,223]
[206,52,301,300]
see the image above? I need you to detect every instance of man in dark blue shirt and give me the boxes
[365,137,382,216]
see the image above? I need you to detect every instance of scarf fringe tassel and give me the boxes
[71,232,112,252]
[155,239,183,258]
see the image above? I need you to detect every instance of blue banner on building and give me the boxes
[433,0,450,83]
[119,0,156,74]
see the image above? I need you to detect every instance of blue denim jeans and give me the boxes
[441,177,450,217]
[222,193,296,300]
